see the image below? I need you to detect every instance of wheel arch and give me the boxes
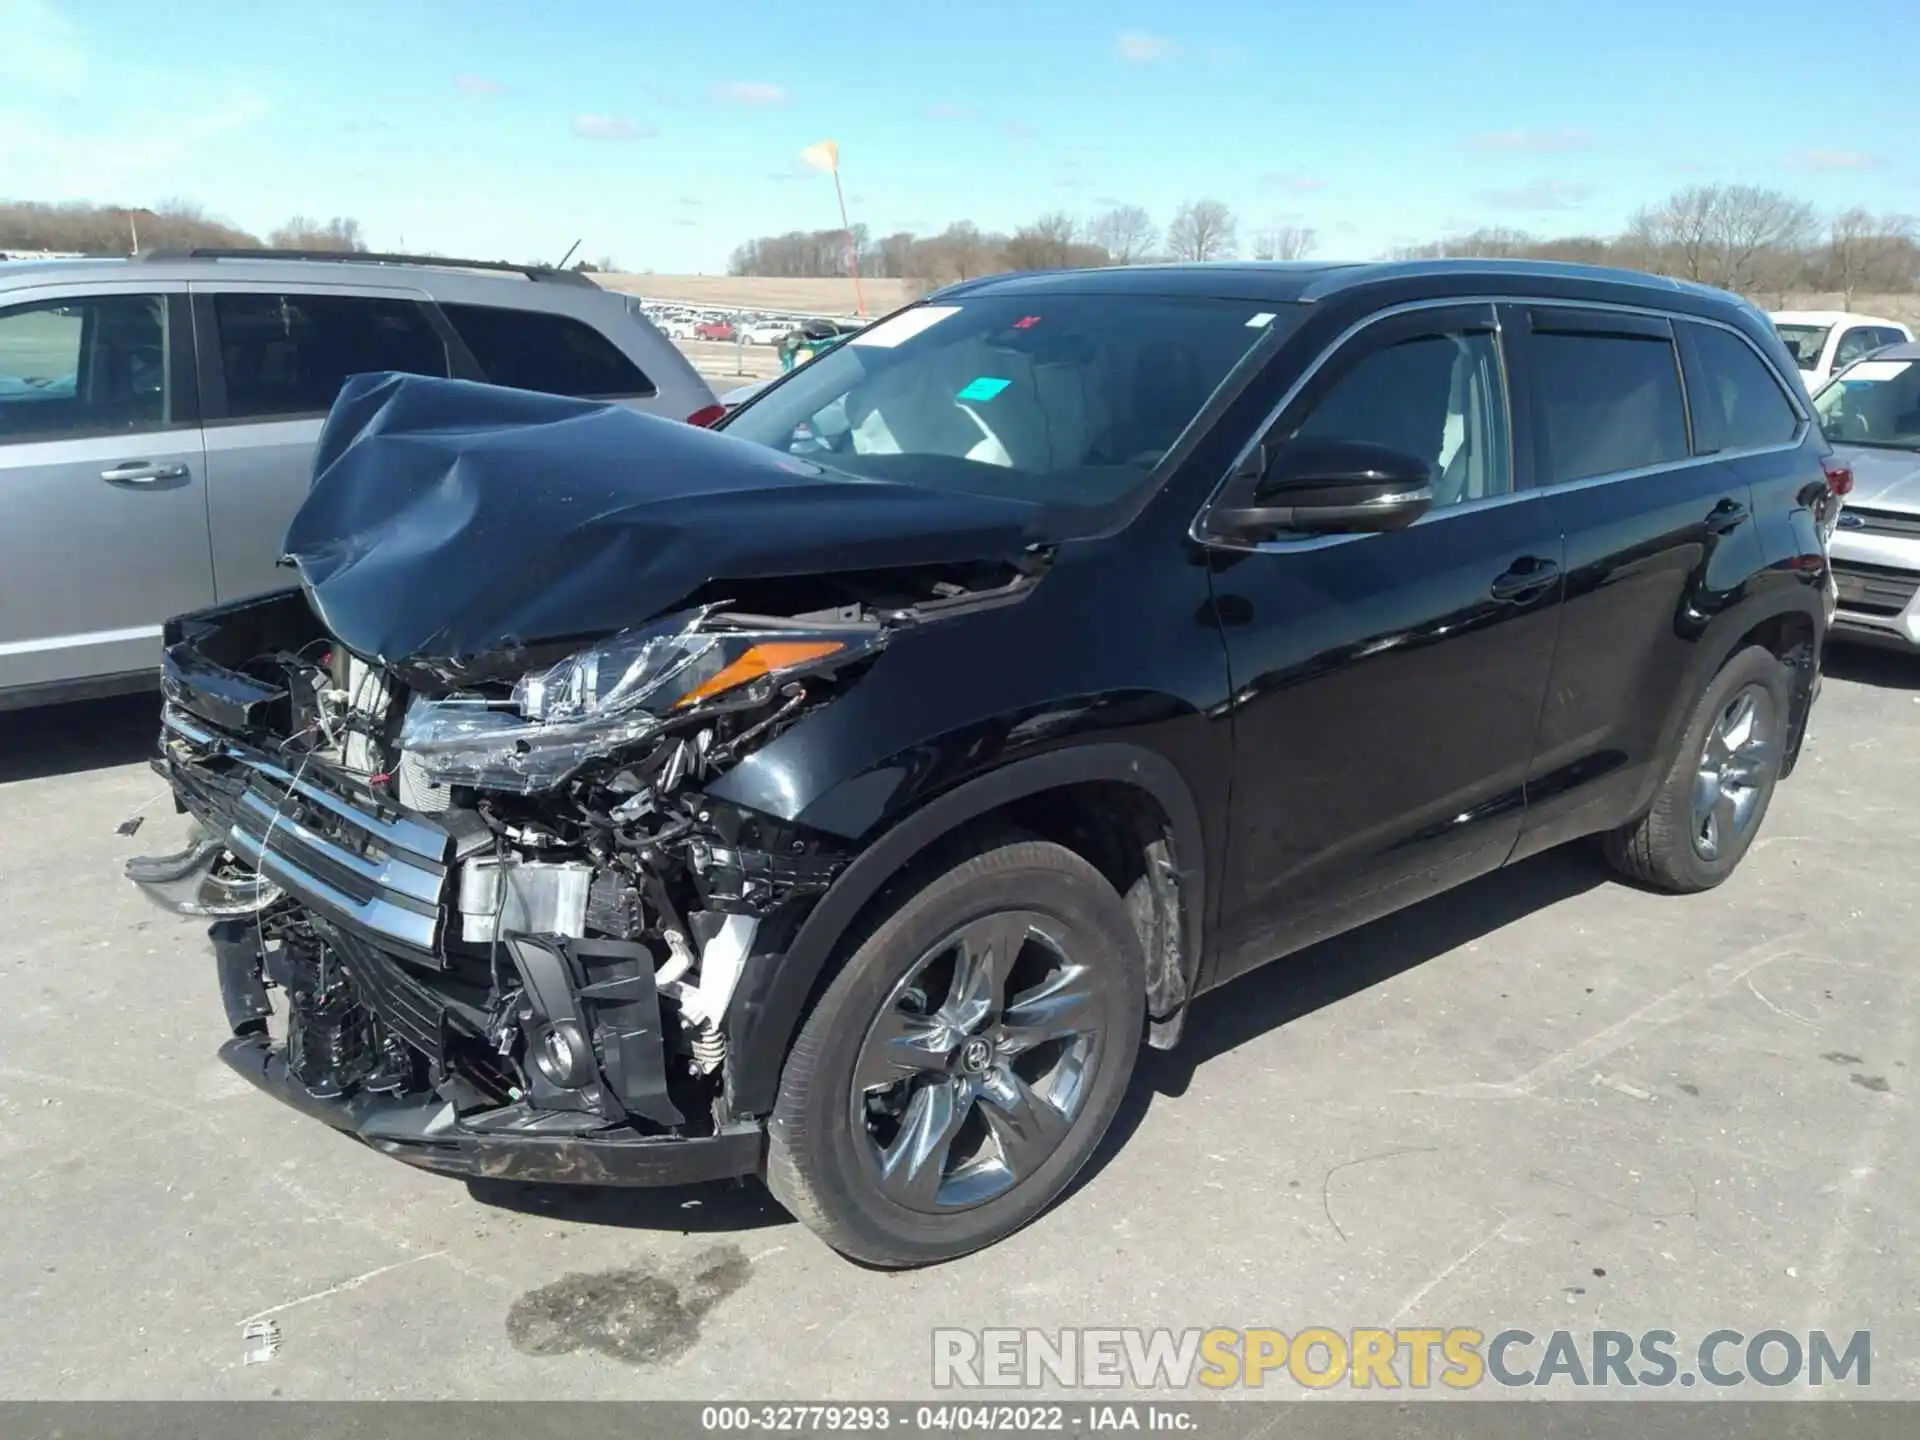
[724,743,1206,1118]
[1641,588,1824,814]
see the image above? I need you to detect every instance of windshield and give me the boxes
[1775,324,1830,370]
[1813,356,1920,449]
[721,294,1293,509]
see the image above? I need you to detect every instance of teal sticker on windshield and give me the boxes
[957,376,1012,402]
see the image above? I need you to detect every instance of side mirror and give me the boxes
[1208,438,1434,540]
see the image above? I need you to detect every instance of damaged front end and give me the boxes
[126,373,1057,1186]
[127,585,908,1185]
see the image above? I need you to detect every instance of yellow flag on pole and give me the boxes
[799,139,840,173]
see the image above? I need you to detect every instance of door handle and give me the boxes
[1490,556,1561,602]
[100,462,189,485]
[1706,498,1749,534]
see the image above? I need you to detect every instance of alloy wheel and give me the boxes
[850,910,1108,1212]
[1691,682,1776,861]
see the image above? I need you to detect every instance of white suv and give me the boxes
[1771,309,1913,390]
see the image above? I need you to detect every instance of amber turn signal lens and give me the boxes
[674,640,846,709]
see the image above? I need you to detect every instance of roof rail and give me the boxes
[132,248,598,287]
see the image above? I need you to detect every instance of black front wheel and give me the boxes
[765,837,1145,1266]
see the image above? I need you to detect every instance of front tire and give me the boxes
[1603,645,1792,892]
[765,837,1145,1267]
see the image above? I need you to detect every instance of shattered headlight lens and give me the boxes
[398,612,882,794]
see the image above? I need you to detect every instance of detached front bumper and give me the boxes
[217,1033,762,1186]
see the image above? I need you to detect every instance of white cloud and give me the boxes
[0,92,270,200]
[1787,148,1880,171]
[711,81,787,106]
[1,0,88,96]
[454,74,505,97]
[1259,172,1328,193]
[1475,178,1597,211]
[569,115,657,140]
[1467,128,1593,154]
[1116,30,1176,62]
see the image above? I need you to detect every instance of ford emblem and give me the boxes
[1838,511,1865,529]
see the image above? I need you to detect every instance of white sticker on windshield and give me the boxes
[849,305,962,348]
[1246,312,1277,328]
[1844,359,1911,381]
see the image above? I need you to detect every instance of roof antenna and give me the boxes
[553,238,582,271]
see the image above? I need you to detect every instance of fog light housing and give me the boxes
[529,1020,594,1089]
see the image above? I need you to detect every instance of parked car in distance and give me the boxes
[694,318,736,341]
[131,258,1834,1267]
[1812,342,1920,649]
[0,248,716,711]
[1771,309,1913,391]
[742,321,794,346]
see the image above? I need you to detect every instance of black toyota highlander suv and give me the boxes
[128,259,1838,1266]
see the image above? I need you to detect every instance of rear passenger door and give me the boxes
[0,283,211,697]
[192,284,452,602]
[1509,305,1763,857]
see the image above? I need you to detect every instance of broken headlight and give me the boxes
[397,611,883,794]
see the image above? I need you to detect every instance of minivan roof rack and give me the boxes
[133,248,599,287]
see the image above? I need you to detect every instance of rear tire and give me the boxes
[1603,645,1791,893]
[765,837,1145,1267]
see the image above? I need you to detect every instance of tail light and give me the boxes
[1822,457,1854,498]
[686,403,728,429]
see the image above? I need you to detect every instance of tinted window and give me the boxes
[1290,324,1510,508]
[0,294,171,442]
[440,304,652,398]
[1686,323,1799,453]
[723,295,1287,509]
[214,293,448,420]
[1530,330,1688,484]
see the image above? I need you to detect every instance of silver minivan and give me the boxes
[0,249,717,709]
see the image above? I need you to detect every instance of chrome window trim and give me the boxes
[1191,292,1810,555]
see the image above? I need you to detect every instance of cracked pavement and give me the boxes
[1,647,1914,1399]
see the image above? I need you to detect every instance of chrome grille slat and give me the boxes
[233,789,445,908]
[164,704,453,956]
[228,827,443,954]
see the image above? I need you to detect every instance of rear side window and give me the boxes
[214,293,449,420]
[1529,328,1689,484]
[440,304,654,398]
[1685,324,1800,453]
[0,294,173,441]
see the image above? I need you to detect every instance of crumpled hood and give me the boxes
[283,372,1051,664]
[1832,444,1920,512]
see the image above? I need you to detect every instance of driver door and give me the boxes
[1203,302,1566,979]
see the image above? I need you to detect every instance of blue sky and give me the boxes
[4,0,1916,272]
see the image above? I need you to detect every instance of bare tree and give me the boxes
[1627,183,1815,292]
[269,215,368,251]
[1089,204,1157,264]
[1828,208,1918,308]
[1252,224,1317,261]
[1002,211,1083,271]
[1166,199,1238,262]
[1388,226,1537,261]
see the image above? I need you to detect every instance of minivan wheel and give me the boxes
[765,837,1145,1267]
[1603,645,1792,893]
